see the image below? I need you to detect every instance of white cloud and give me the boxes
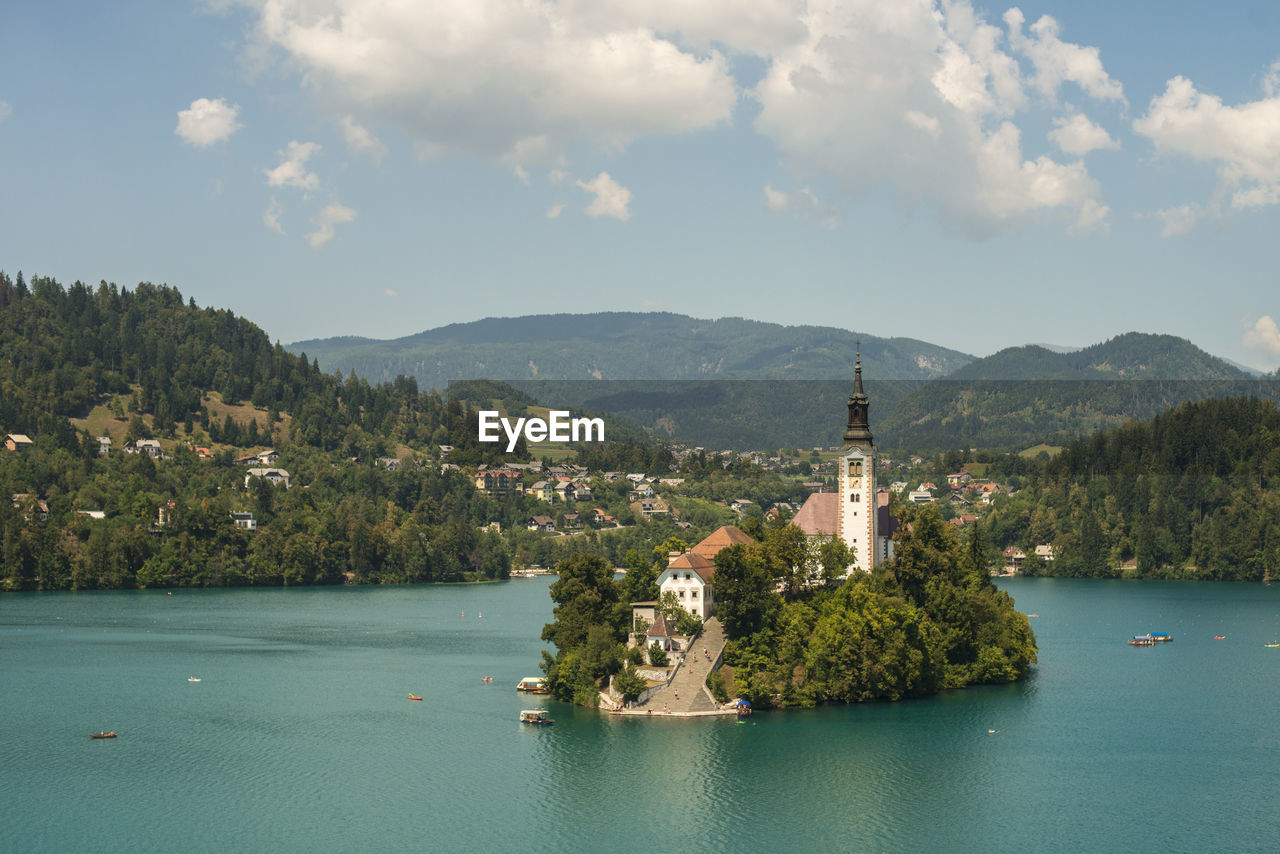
[1152,203,1203,238]
[763,185,837,228]
[1244,315,1280,356]
[0,101,11,122]
[265,141,321,190]
[752,1,1114,237]
[383,287,398,298]
[1134,73,1280,216]
[1050,113,1119,156]
[340,116,387,163]
[306,202,356,249]
[263,197,284,234]
[175,97,242,147]
[545,203,566,219]
[577,172,632,220]
[247,0,737,163]
[1004,10,1125,105]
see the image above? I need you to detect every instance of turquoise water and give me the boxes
[3,578,1280,853]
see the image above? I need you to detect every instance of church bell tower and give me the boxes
[837,349,876,572]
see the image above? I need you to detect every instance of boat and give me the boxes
[1214,635,1226,640]
[516,677,549,694]
[1266,643,1280,648]
[1128,634,1155,646]
[188,676,201,682]
[408,694,423,701]
[1151,632,1173,642]
[90,731,116,739]
[520,709,554,724]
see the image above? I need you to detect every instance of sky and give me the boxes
[3,1,1280,370]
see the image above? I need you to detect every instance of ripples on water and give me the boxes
[3,579,1280,852]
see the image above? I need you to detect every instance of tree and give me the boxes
[614,664,647,703]
[712,543,780,639]
[541,553,622,653]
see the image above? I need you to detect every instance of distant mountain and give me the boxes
[879,333,1272,451]
[289,312,974,386]
[293,321,1275,452]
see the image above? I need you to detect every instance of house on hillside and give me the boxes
[630,497,671,521]
[475,469,521,494]
[231,511,257,531]
[96,436,112,455]
[245,468,291,489]
[11,494,49,521]
[4,434,33,452]
[527,515,555,533]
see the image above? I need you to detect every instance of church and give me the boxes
[792,352,897,573]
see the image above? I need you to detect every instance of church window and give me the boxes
[690,590,698,599]
[848,460,863,477]
[849,493,861,502]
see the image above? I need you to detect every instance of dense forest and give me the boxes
[982,396,1280,580]
[536,509,1036,709]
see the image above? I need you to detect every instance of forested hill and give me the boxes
[289,312,974,385]
[879,333,1271,451]
[985,396,1280,581]
[0,271,591,591]
[946,333,1255,381]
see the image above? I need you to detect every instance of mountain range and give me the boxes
[291,315,1276,451]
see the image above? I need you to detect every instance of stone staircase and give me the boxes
[638,617,728,713]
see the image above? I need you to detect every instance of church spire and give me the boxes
[843,345,873,450]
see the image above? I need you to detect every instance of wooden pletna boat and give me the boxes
[516,677,548,694]
[408,694,423,701]
[1128,634,1155,646]
[91,731,117,739]
[520,709,554,725]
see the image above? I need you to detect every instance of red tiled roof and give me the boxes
[688,525,754,561]
[793,493,838,536]
[667,551,716,582]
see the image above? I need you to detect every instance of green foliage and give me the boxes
[706,670,728,703]
[987,396,1280,581]
[647,642,668,667]
[615,664,647,703]
[718,514,1036,709]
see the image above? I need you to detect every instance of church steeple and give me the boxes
[843,347,873,451]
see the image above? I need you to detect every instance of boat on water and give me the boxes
[1266,642,1280,648]
[188,676,201,682]
[408,694,423,701]
[520,709,554,725]
[1214,636,1226,640]
[1129,634,1155,646]
[91,731,116,739]
[516,677,548,694]
[1151,632,1173,642]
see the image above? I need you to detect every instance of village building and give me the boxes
[231,511,257,531]
[4,433,34,452]
[527,515,555,533]
[244,467,291,489]
[474,469,521,494]
[647,525,756,623]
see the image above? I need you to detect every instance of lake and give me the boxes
[2,578,1278,852]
